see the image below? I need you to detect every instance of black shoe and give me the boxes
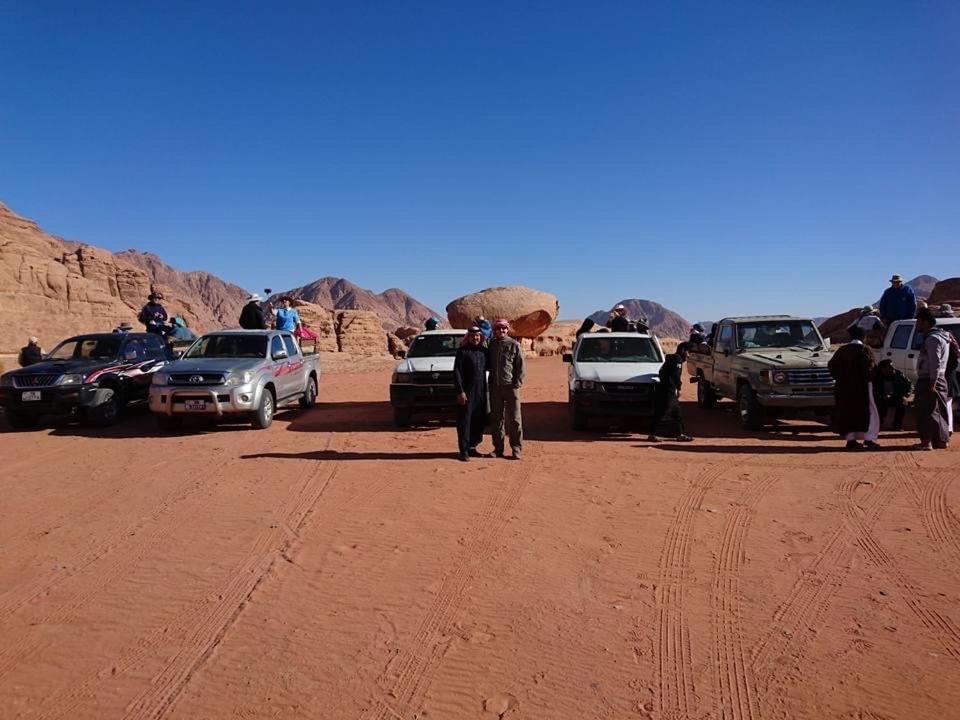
[493,450,506,459]
[510,450,521,460]
[864,440,881,450]
[468,448,489,458]
[458,453,470,462]
[845,440,863,451]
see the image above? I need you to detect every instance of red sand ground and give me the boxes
[1,357,959,720]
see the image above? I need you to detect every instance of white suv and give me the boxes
[389,329,467,427]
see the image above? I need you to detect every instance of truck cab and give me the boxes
[389,329,467,426]
[687,315,834,429]
[881,318,960,383]
[563,331,664,431]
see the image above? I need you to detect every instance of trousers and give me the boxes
[916,377,950,447]
[876,396,906,430]
[490,386,522,454]
[456,401,487,456]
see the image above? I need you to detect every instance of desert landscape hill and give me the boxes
[589,299,691,338]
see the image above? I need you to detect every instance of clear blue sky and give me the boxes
[1,1,958,322]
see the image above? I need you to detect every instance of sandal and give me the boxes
[910,443,933,451]
[676,434,694,442]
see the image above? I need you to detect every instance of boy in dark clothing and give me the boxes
[648,342,693,442]
[873,359,911,431]
[453,326,490,461]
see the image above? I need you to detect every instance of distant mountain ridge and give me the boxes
[588,299,691,339]
[275,276,442,333]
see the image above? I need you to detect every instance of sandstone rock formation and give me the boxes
[278,277,442,333]
[446,286,559,338]
[818,309,861,344]
[288,300,398,356]
[929,277,960,309]
[588,299,691,339]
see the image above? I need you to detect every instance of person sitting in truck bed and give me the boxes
[607,305,631,332]
[688,324,707,345]
[878,274,917,327]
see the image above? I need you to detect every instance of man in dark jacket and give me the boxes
[873,359,911,431]
[18,337,43,366]
[239,294,267,329]
[607,304,631,332]
[489,319,525,459]
[878,274,917,327]
[138,292,169,335]
[453,326,490,461]
[648,342,693,442]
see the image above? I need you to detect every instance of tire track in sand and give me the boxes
[654,465,725,720]
[750,469,898,693]
[896,466,960,567]
[711,474,778,720]
[31,434,355,720]
[358,456,538,720]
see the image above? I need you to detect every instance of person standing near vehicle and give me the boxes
[489,318,525,460]
[138,292,169,335]
[453,326,490,461]
[239,293,267,329]
[872,359,911,431]
[18,336,43,367]
[914,309,951,449]
[878,274,917,327]
[274,296,302,333]
[829,326,880,450]
[648,342,694,442]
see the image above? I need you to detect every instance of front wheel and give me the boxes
[299,376,318,409]
[393,407,411,428]
[6,411,36,430]
[86,388,121,427]
[251,390,275,429]
[737,385,765,430]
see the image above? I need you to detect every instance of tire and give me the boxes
[696,376,717,409]
[569,395,589,431]
[298,376,317,409]
[393,407,411,428]
[737,384,765,431]
[251,389,275,429]
[156,414,183,431]
[6,411,36,430]
[86,388,121,427]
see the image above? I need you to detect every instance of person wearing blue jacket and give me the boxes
[878,274,917,326]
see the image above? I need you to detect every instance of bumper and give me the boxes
[0,386,96,416]
[149,384,258,416]
[571,390,655,416]
[390,383,459,410]
[756,392,835,409]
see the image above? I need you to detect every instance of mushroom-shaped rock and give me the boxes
[929,278,960,309]
[446,286,559,338]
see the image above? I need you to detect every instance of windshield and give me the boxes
[736,321,822,349]
[407,334,463,358]
[577,336,661,363]
[47,337,121,361]
[184,335,267,359]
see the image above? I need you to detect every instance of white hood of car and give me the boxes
[574,362,662,383]
[394,357,457,373]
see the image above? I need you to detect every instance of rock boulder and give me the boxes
[929,278,960,309]
[446,286,559,338]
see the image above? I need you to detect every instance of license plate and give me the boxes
[21,391,41,401]
[183,400,207,411]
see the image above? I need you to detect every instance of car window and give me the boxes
[736,321,821,349]
[407,334,462,358]
[184,335,267,358]
[282,334,299,357]
[47,337,122,360]
[889,324,913,350]
[718,325,734,351]
[911,331,925,351]
[576,336,661,363]
[271,335,285,358]
[121,339,146,362]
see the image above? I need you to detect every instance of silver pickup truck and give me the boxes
[149,329,320,430]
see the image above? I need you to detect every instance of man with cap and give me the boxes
[138,291,169,335]
[607,304,631,332]
[239,293,267,329]
[489,319,525,459]
[453,326,490,461]
[850,306,885,347]
[878,275,917,328]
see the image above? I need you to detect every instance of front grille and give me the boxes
[13,374,61,389]
[599,382,653,396]
[785,368,833,385]
[169,373,225,385]
[412,371,454,385]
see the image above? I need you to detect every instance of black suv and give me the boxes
[0,332,172,428]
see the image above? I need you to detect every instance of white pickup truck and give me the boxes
[879,317,960,382]
[389,329,467,427]
[562,331,664,431]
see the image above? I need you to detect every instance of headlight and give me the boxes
[152,372,170,385]
[577,379,596,391]
[57,374,84,386]
[392,372,413,384]
[0,374,12,388]
[224,371,254,387]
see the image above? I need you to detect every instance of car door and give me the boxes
[270,334,293,399]
[281,334,305,396]
[118,338,149,400]
[883,322,915,376]
[714,324,735,394]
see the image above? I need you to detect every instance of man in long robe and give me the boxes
[914,309,951,450]
[828,326,880,450]
[453,326,489,461]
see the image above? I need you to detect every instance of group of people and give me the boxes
[850,274,954,348]
[830,308,958,452]
[452,317,525,462]
[574,304,652,338]
[136,292,196,342]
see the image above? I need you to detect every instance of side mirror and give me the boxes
[273,350,289,361]
[397,350,406,358]
[562,353,573,363]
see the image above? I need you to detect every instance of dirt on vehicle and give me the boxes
[1,357,958,719]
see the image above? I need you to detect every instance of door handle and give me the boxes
[907,354,915,359]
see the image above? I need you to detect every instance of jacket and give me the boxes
[872,368,911,400]
[19,344,43,367]
[878,285,917,323]
[917,328,949,380]
[489,336,525,388]
[239,301,266,329]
